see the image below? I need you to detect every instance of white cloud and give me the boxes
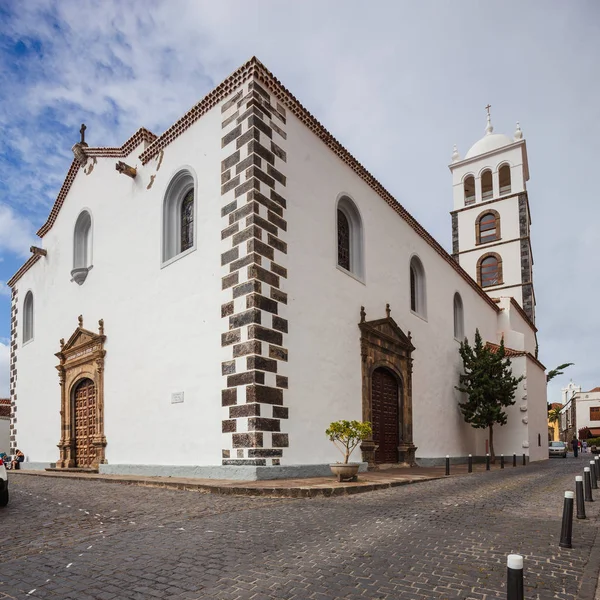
[0,341,8,398]
[0,1,598,397]
[0,204,36,259]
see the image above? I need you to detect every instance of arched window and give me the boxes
[481,170,493,201]
[478,253,503,288]
[72,210,92,285]
[499,164,511,195]
[23,291,34,343]
[180,190,194,252]
[409,256,427,317]
[336,196,364,279]
[163,169,196,264]
[476,211,500,244]
[453,293,464,340]
[464,175,475,205]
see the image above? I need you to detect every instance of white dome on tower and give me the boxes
[465,133,513,159]
[464,110,514,159]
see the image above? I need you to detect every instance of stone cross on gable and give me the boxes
[485,104,491,116]
[80,123,86,144]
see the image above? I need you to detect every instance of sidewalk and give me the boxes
[10,461,521,498]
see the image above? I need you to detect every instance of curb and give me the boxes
[9,470,446,498]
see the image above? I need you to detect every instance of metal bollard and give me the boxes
[576,476,586,519]
[486,453,490,471]
[522,453,526,466]
[445,455,450,476]
[513,453,517,467]
[595,456,600,480]
[506,554,524,600]
[468,454,472,473]
[584,467,594,502]
[559,491,574,549]
[591,461,598,490]
[501,454,505,469]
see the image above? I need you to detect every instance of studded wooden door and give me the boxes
[372,367,400,463]
[74,378,97,468]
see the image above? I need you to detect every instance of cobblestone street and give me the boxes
[1,458,599,600]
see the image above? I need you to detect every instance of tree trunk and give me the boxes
[489,424,496,464]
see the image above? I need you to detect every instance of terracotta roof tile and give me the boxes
[17,57,502,310]
[7,254,41,287]
[485,341,546,371]
[36,128,156,239]
[0,399,10,418]
[587,387,600,393]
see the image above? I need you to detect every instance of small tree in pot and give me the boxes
[326,419,372,481]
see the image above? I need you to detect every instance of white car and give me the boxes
[0,456,8,506]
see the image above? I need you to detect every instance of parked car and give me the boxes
[549,441,568,458]
[0,455,8,506]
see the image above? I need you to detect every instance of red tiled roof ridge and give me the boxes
[85,127,157,158]
[7,254,41,288]
[36,128,157,238]
[485,341,546,371]
[16,57,501,311]
[549,402,563,409]
[587,387,600,393]
[0,398,9,404]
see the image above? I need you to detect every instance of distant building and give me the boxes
[559,383,600,441]
[548,402,562,442]
[0,399,9,454]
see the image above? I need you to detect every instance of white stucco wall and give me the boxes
[281,109,507,464]
[525,358,549,461]
[13,103,226,467]
[575,393,600,431]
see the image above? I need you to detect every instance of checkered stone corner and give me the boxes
[220,76,289,467]
[9,287,18,452]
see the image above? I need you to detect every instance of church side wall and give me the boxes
[525,358,548,462]
[281,111,504,463]
[12,107,226,467]
[0,417,9,454]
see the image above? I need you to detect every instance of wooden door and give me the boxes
[74,378,97,468]
[372,367,400,463]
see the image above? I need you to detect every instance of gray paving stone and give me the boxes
[0,459,599,599]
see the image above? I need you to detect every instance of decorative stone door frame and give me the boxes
[55,316,107,469]
[359,305,417,468]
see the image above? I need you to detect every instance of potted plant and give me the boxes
[326,419,372,482]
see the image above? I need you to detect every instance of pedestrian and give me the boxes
[583,440,588,454]
[572,437,579,458]
[11,449,24,470]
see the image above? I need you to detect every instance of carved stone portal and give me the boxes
[55,318,106,469]
[359,306,417,468]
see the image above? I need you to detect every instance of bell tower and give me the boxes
[449,109,535,323]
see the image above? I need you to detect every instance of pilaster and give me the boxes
[9,288,18,452]
[220,76,289,466]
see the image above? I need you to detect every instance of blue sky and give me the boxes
[1,1,599,400]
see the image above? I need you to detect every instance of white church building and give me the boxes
[7,57,548,479]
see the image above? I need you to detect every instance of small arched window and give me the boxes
[163,170,196,264]
[477,211,500,244]
[72,210,92,285]
[453,293,464,340]
[409,256,427,318]
[23,291,34,343]
[478,253,503,288]
[481,170,493,201]
[499,164,511,195]
[464,175,475,205]
[336,196,364,279]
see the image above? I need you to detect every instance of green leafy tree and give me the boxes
[456,329,524,463]
[546,363,574,382]
[548,406,562,424]
[325,420,372,463]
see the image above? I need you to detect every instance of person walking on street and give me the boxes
[583,440,588,454]
[572,437,579,458]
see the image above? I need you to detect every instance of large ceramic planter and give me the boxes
[330,463,360,482]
